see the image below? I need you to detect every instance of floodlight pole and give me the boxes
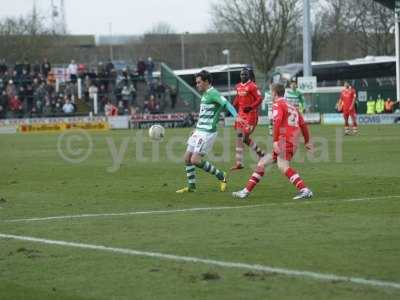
[303,0,312,76]
[181,33,185,69]
[222,49,231,101]
[395,11,400,102]
[109,22,114,61]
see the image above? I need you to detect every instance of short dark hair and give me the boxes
[271,83,285,97]
[195,70,213,84]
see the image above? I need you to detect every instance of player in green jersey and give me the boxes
[285,79,305,113]
[176,70,239,193]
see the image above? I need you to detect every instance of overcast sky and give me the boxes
[1,0,214,35]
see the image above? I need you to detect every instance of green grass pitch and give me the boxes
[0,125,399,299]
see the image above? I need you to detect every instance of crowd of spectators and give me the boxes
[0,56,181,119]
[0,58,80,119]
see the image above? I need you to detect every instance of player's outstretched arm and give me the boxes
[221,97,238,118]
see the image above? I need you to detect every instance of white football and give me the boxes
[148,124,165,141]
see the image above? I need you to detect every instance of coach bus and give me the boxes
[268,56,396,113]
[269,56,395,90]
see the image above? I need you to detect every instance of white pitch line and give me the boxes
[4,204,267,223]
[3,195,400,223]
[1,233,400,290]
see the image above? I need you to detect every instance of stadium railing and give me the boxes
[160,63,201,111]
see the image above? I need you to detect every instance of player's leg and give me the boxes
[232,153,275,199]
[191,153,228,191]
[231,127,245,170]
[176,151,197,193]
[350,110,358,134]
[177,134,198,193]
[191,132,228,191]
[343,111,350,135]
[276,155,313,200]
[243,129,265,159]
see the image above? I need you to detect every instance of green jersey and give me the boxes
[196,87,229,133]
[285,89,305,108]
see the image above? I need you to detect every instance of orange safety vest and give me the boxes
[385,100,394,113]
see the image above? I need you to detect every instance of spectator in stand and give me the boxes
[42,96,53,116]
[17,86,26,113]
[137,58,146,78]
[105,59,114,74]
[146,57,155,83]
[117,100,127,115]
[168,85,178,109]
[130,105,139,117]
[98,84,108,111]
[6,80,16,98]
[148,94,160,114]
[32,60,41,76]
[156,79,166,102]
[105,100,118,116]
[0,59,7,76]
[14,61,24,80]
[41,58,51,78]
[68,59,78,84]
[121,84,134,109]
[0,90,8,118]
[54,95,64,114]
[23,59,31,74]
[9,95,23,118]
[384,98,395,113]
[62,98,75,114]
[25,84,34,113]
[33,82,48,112]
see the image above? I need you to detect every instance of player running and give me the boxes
[339,82,358,135]
[231,68,265,170]
[232,83,313,200]
[176,70,239,193]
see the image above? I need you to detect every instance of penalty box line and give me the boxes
[4,195,400,223]
[0,232,400,291]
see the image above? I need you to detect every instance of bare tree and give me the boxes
[210,0,299,75]
[352,0,394,56]
[0,8,55,62]
[310,0,394,59]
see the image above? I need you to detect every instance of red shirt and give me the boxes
[233,80,262,115]
[9,96,22,111]
[272,98,309,145]
[340,87,356,110]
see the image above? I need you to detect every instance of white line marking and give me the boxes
[4,195,400,223]
[4,204,267,223]
[1,233,399,290]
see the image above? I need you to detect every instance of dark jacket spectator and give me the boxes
[41,58,51,77]
[137,59,146,77]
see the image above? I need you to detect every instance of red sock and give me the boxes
[285,168,305,191]
[246,166,264,192]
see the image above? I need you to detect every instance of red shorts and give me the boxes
[272,141,296,161]
[342,109,356,118]
[234,113,258,135]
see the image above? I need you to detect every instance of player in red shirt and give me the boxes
[339,82,358,135]
[232,83,313,200]
[231,68,265,170]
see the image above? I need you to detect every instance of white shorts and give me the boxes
[186,130,218,155]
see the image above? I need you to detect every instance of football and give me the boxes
[148,124,165,141]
